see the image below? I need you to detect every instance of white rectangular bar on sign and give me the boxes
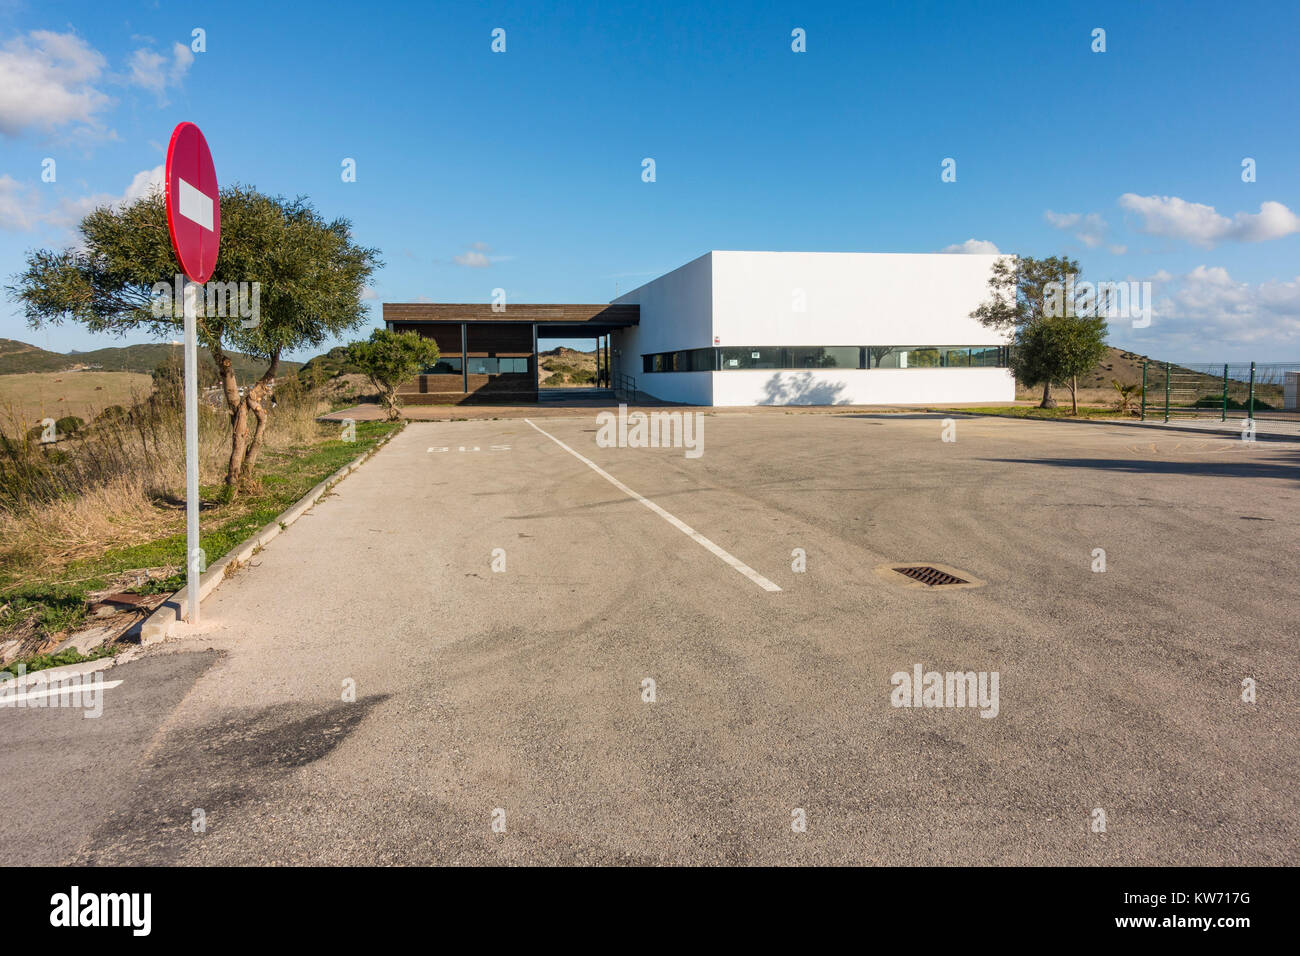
[178,177,214,231]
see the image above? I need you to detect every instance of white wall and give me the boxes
[611,252,714,404]
[710,368,1015,406]
[709,251,1009,348]
[612,250,1013,406]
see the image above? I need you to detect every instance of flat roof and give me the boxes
[384,303,639,327]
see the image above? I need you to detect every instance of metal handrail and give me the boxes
[612,371,638,403]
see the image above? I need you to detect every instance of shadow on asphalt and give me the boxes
[985,454,1300,482]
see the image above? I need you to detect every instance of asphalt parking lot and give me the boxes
[3,411,1296,865]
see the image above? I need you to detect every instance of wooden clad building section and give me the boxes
[383,302,639,405]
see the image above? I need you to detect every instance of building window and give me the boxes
[786,346,860,369]
[639,346,1008,371]
[425,357,463,374]
[498,357,529,374]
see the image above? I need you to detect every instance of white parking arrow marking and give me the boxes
[178,177,214,230]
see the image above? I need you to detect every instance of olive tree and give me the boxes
[8,186,381,497]
[345,329,440,420]
[971,254,1109,409]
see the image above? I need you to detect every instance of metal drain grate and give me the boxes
[893,565,968,587]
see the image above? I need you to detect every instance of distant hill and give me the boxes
[297,345,361,383]
[539,346,597,386]
[0,339,300,380]
[0,339,70,373]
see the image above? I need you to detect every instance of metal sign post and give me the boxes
[164,122,221,625]
[183,280,201,624]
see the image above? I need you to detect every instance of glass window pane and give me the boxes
[425,357,462,374]
[467,357,498,375]
[909,349,941,368]
[786,346,859,368]
[718,347,780,369]
[944,349,971,367]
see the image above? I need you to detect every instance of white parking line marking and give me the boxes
[0,679,123,706]
[524,418,781,592]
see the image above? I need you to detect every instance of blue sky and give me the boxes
[1,0,1298,361]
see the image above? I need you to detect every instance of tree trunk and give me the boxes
[240,350,281,480]
[1039,381,1056,409]
[211,342,248,498]
[1070,376,1078,415]
[374,378,401,420]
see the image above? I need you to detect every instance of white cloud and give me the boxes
[0,30,111,138]
[359,286,378,301]
[1118,194,1300,248]
[0,174,42,229]
[1141,265,1300,353]
[453,242,503,267]
[1044,210,1110,249]
[1,165,164,232]
[453,249,491,267]
[939,238,999,254]
[120,164,164,204]
[126,42,193,102]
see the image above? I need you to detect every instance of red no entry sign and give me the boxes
[164,121,220,283]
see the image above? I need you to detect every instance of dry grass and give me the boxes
[0,384,328,578]
[0,370,154,426]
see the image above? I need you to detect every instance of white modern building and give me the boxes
[610,251,1014,406]
[384,250,1015,407]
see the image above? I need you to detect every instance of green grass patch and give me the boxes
[2,643,117,677]
[932,405,1133,420]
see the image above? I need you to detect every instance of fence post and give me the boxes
[1248,361,1256,420]
[1170,361,1180,421]
[1140,362,1148,420]
[1222,363,1229,422]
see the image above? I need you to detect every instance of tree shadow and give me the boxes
[984,454,1300,482]
[757,372,850,406]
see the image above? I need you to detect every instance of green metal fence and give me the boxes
[1139,362,1300,422]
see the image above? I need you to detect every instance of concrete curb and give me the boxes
[139,423,405,646]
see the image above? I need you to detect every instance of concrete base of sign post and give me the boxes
[140,425,403,646]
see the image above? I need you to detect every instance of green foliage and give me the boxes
[8,188,382,359]
[1,643,117,678]
[7,186,382,490]
[972,254,1109,408]
[297,345,362,387]
[345,329,439,419]
[1013,314,1109,387]
[1111,379,1142,413]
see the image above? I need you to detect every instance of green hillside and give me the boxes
[0,339,70,373]
[0,339,300,380]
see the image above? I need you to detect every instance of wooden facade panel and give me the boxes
[384,303,638,326]
[467,324,532,354]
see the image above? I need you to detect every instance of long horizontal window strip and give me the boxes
[422,356,531,375]
[642,346,1008,373]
